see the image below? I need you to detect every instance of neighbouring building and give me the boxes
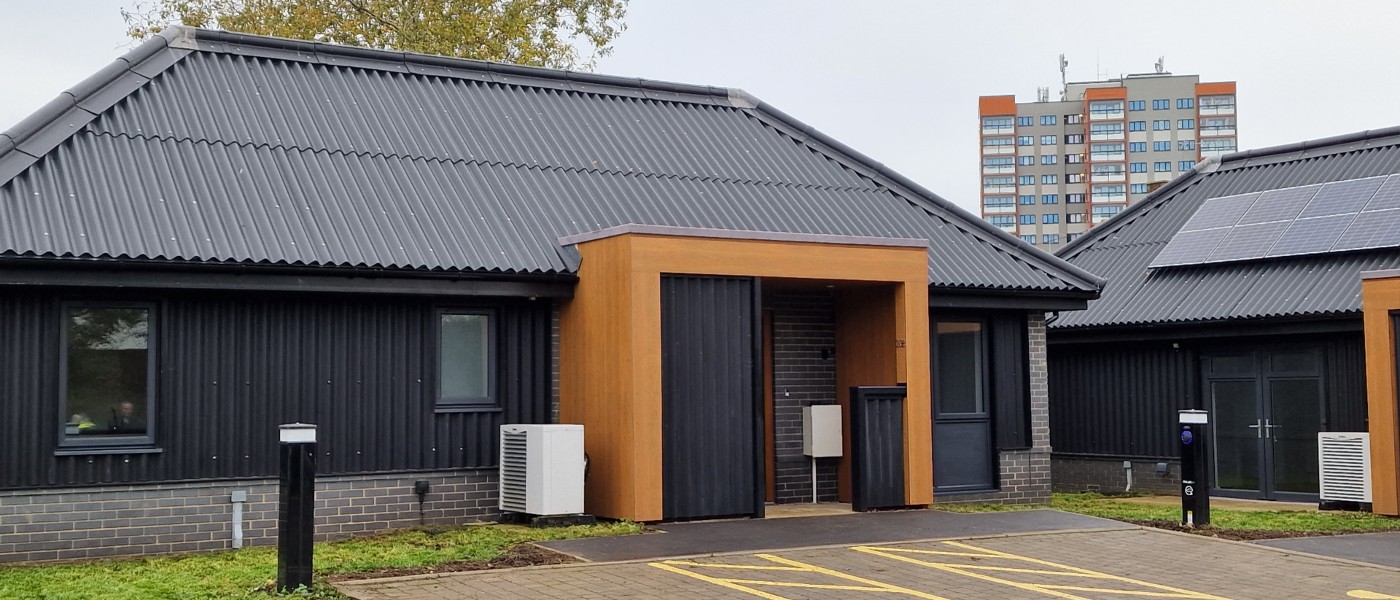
[1046,127,1400,511]
[979,70,1238,252]
[0,27,1103,562]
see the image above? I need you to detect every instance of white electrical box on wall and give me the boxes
[803,405,843,458]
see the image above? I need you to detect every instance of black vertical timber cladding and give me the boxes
[0,289,552,490]
[989,313,1030,450]
[850,386,906,511]
[660,275,761,520]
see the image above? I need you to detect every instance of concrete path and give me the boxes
[337,527,1400,600]
[538,509,1129,562]
[1255,531,1400,568]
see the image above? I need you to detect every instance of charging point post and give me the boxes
[277,423,317,592]
[1178,410,1210,527]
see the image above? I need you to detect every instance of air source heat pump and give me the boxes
[1318,432,1371,503]
[499,424,585,515]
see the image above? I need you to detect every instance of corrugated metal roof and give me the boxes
[0,27,1100,295]
[1054,127,1400,329]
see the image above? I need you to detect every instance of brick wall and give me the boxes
[935,312,1053,506]
[769,292,840,503]
[1052,456,1180,495]
[0,469,497,563]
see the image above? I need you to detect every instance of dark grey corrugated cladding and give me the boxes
[0,26,1099,296]
[1053,127,1400,330]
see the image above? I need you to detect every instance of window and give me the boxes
[1128,100,1146,111]
[1041,174,1059,184]
[1041,194,1059,204]
[1178,119,1195,130]
[1066,173,1084,184]
[1018,175,1034,186]
[1130,162,1147,173]
[1092,205,1124,218]
[1201,138,1238,154]
[1154,141,1171,151]
[988,215,1015,227]
[1064,114,1082,124]
[1020,235,1036,244]
[1041,115,1057,126]
[1064,134,1084,144]
[1016,116,1033,127]
[1153,120,1171,131]
[1089,122,1124,138]
[1066,193,1086,204]
[1019,195,1037,205]
[1068,213,1086,223]
[1042,213,1059,224]
[983,117,1015,133]
[1088,100,1124,117]
[1128,121,1146,131]
[1040,135,1057,145]
[984,176,1015,190]
[1066,233,1079,242]
[1178,139,1196,151]
[1017,136,1034,146]
[1017,155,1035,166]
[1154,161,1171,172]
[1130,183,1149,194]
[1129,141,1147,152]
[983,196,1014,211]
[1041,234,1060,245]
[1019,214,1035,225]
[1041,154,1057,165]
[1065,153,1083,164]
[437,309,496,407]
[1152,99,1170,110]
[983,156,1014,169]
[1177,98,1195,109]
[1179,160,1196,171]
[61,305,155,447]
[1090,142,1124,160]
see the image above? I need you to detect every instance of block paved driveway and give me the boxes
[338,528,1400,600]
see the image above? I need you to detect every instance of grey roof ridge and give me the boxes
[1057,125,1400,261]
[0,30,192,184]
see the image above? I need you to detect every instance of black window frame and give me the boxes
[56,301,159,451]
[433,307,499,412]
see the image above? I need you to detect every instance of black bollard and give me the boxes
[1178,410,1210,527]
[277,423,317,592]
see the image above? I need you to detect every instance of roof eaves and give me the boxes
[742,98,1106,294]
[1220,125,1400,164]
[0,31,191,184]
[1055,157,1219,260]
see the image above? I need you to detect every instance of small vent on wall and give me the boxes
[1318,432,1371,503]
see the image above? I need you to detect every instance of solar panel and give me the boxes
[1207,221,1290,262]
[1237,185,1320,225]
[1333,208,1400,251]
[1151,173,1400,269]
[1265,214,1356,257]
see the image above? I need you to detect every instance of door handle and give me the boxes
[1263,419,1279,440]
[1247,419,1263,438]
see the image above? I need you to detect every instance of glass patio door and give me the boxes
[1205,349,1322,501]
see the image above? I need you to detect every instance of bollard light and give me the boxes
[1178,410,1210,527]
[277,423,317,592]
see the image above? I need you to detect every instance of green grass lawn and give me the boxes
[0,521,640,600]
[940,492,1400,537]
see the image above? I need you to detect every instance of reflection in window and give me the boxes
[65,307,151,438]
[935,321,985,415]
[439,311,494,405]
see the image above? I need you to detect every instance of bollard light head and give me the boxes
[1178,410,1208,425]
[279,423,317,444]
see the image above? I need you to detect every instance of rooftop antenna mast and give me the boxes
[1059,53,1068,99]
[1155,56,1166,74]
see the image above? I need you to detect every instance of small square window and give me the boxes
[1019,214,1036,225]
[1066,173,1084,184]
[1017,116,1033,127]
[437,309,497,408]
[1041,194,1059,204]
[1179,160,1196,171]
[1064,134,1084,144]
[1041,115,1057,125]
[1019,195,1037,205]
[1178,119,1195,130]
[1041,174,1059,184]
[1177,98,1195,109]
[1128,121,1146,131]
[1017,136,1034,146]
[1040,135,1057,145]
[1041,155,1057,165]
[1154,161,1172,172]
[1042,214,1059,224]
[1017,155,1035,166]
[1065,114,1082,124]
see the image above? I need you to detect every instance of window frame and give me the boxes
[433,307,500,412]
[57,301,159,451]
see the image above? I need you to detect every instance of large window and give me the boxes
[437,309,496,408]
[61,305,154,445]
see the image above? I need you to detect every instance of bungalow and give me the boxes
[1047,127,1400,512]
[0,27,1101,562]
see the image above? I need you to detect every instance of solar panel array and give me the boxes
[1149,174,1400,267]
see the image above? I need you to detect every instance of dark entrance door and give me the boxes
[660,275,763,520]
[932,320,996,492]
[1205,348,1323,501]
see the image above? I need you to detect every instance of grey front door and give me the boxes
[660,275,763,520]
[1205,348,1323,501]
[933,320,996,492]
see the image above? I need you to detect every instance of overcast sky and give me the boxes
[2,1,1398,214]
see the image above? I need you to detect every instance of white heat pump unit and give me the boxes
[499,424,585,515]
[1318,432,1371,503]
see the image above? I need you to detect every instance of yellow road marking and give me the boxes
[649,553,953,599]
[1350,591,1400,600]
[854,542,1231,600]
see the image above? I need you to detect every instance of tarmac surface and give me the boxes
[1254,531,1400,568]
